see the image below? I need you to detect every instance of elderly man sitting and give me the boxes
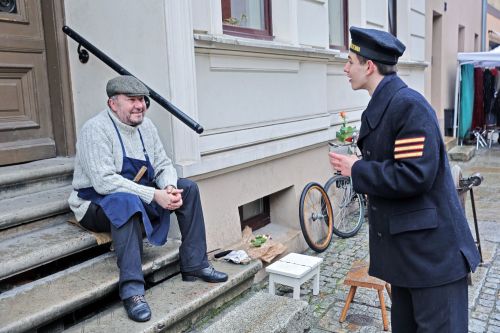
[68,75,227,322]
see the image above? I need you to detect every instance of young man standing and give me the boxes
[330,27,480,332]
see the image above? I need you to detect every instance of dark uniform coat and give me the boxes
[351,74,481,288]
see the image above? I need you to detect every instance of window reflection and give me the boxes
[0,0,17,14]
[222,0,265,30]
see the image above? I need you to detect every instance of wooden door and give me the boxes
[0,0,56,165]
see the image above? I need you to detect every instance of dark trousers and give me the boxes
[80,178,209,300]
[391,276,468,333]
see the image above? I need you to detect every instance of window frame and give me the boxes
[328,0,349,51]
[239,196,271,231]
[221,0,273,41]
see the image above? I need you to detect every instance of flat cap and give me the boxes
[349,27,405,65]
[106,75,149,97]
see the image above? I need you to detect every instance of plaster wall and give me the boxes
[64,0,172,150]
[425,0,482,131]
[297,0,329,48]
[193,145,332,251]
[64,0,428,253]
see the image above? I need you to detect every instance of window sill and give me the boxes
[194,33,340,58]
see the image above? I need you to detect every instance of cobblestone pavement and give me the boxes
[255,144,500,332]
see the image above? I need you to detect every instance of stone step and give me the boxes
[0,213,97,280]
[199,292,312,333]
[63,260,262,333]
[449,145,476,162]
[444,136,457,152]
[0,184,72,230]
[0,239,182,333]
[0,157,74,200]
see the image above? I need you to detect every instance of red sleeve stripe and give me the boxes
[394,144,424,152]
[395,137,425,145]
[394,151,424,159]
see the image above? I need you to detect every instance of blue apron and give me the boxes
[77,114,170,246]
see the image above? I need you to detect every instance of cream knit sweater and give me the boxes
[68,109,178,221]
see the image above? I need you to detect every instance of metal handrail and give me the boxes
[62,25,204,134]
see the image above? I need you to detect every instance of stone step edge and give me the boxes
[63,260,263,333]
[0,219,98,280]
[0,239,182,333]
[200,291,311,333]
[0,157,74,188]
[0,185,72,230]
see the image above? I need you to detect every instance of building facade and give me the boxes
[0,0,482,253]
[425,0,482,134]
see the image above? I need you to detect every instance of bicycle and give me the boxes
[326,138,365,238]
[298,136,365,252]
[324,173,365,238]
[298,181,333,252]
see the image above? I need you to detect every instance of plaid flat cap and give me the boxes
[106,75,149,97]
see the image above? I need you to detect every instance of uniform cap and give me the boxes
[349,27,406,65]
[106,75,149,97]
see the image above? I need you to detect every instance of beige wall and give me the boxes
[425,0,482,133]
[189,145,332,252]
[65,0,430,255]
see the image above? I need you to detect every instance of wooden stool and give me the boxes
[339,260,392,331]
[266,253,323,300]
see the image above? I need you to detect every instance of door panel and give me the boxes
[0,0,55,165]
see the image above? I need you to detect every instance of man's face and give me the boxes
[344,52,369,91]
[109,94,147,126]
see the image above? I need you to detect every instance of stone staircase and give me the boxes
[0,158,262,332]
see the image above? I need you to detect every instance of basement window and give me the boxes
[239,196,270,231]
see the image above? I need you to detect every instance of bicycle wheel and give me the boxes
[299,182,333,252]
[324,175,364,238]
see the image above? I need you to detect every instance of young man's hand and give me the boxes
[329,152,359,176]
[154,187,184,210]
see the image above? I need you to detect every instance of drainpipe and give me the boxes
[482,0,487,51]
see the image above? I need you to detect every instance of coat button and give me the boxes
[371,205,377,211]
[377,232,382,238]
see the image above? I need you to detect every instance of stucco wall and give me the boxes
[425,0,482,131]
[64,0,172,143]
[64,0,429,253]
[194,145,333,251]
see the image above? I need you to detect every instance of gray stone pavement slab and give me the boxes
[200,292,311,333]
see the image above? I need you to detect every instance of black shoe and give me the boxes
[123,295,151,322]
[181,265,228,283]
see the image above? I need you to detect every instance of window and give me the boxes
[328,0,348,50]
[388,0,397,36]
[0,0,17,13]
[221,0,272,40]
[239,197,270,231]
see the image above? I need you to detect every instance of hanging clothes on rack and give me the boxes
[472,67,484,129]
[459,64,475,140]
[484,68,496,125]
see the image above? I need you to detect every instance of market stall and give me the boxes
[453,50,500,144]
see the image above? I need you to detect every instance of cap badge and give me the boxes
[350,43,360,52]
